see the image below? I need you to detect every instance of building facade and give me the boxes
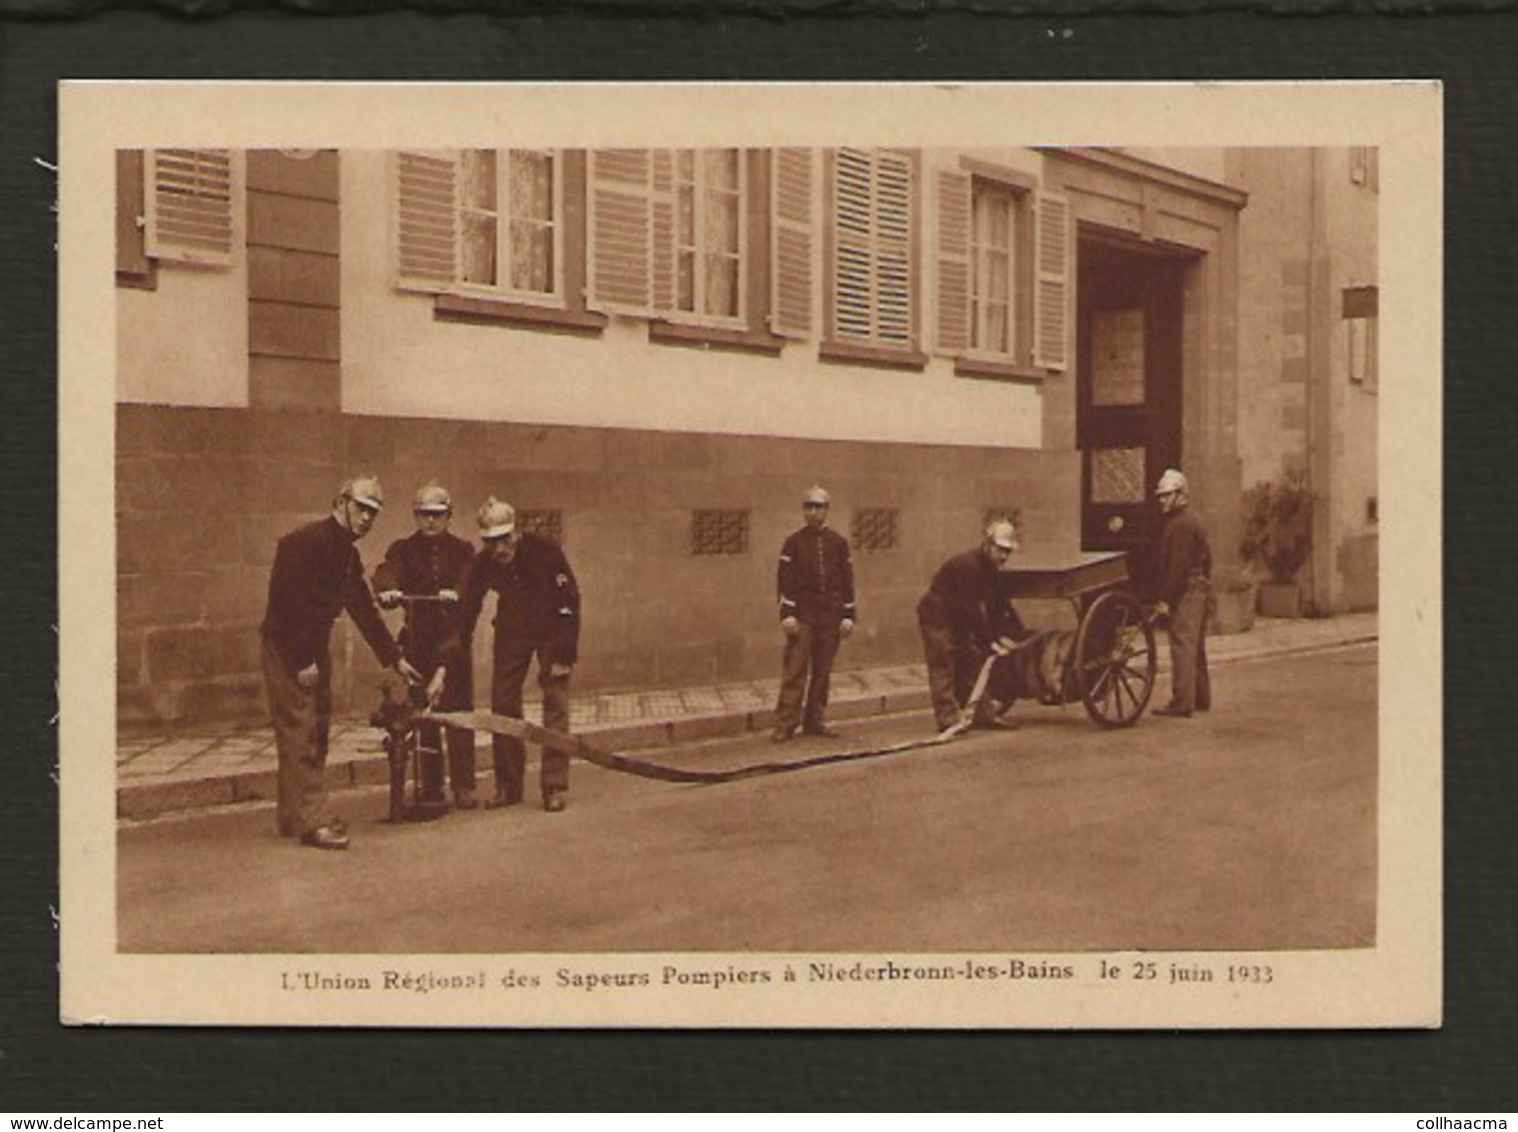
[115,144,1375,727]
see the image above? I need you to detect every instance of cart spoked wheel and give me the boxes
[1073,590,1157,728]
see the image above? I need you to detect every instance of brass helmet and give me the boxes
[1155,468,1189,497]
[342,474,384,511]
[477,497,517,540]
[985,517,1019,551]
[413,482,452,513]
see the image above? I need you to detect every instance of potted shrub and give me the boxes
[1209,563,1257,635]
[1239,472,1314,618]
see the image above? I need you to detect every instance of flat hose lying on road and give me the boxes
[424,643,1027,787]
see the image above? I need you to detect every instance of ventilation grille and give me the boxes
[852,508,900,552]
[691,510,749,556]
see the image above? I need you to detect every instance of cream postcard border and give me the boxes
[60,81,1441,1027]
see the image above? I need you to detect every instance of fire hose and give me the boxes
[397,635,1039,789]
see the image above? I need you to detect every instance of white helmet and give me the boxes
[803,485,831,506]
[413,482,452,513]
[477,497,517,540]
[342,474,384,511]
[1155,468,1189,497]
[985,517,1018,551]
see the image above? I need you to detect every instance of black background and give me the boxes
[1,5,1514,1111]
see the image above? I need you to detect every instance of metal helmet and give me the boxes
[477,497,517,540]
[985,517,1018,551]
[413,482,452,513]
[1155,468,1189,497]
[342,474,385,511]
[803,485,831,506]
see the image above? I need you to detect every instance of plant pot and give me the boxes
[1210,583,1257,635]
[1257,580,1304,619]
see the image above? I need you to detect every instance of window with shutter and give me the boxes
[830,147,918,353]
[144,149,237,268]
[939,161,1042,377]
[770,148,814,338]
[970,181,1017,357]
[1033,191,1072,371]
[588,148,747,326]
[397,149,562,305]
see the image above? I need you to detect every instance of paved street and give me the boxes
[118,644,1377,954]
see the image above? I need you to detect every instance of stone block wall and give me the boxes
[118,404,1079,729]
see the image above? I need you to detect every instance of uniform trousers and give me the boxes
[411,653,476,799]
[775,619,843,730]
[261,636,333,837]
[1166,578,1214,713]
[491,637,571,802]
[918,617,984,731]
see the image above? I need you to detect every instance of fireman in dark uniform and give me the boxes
[260,475,420,850]
[1151,468,1214,717]
[772,485,857,743]
[373,482,479,809]
[457,498,581,813]
[916,518,1027,733]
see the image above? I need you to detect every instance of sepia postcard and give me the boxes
[60,80,1441,1027]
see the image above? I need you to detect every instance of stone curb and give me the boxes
[117,632,1373,821]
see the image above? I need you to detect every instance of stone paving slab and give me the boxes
[116,612,1377,819]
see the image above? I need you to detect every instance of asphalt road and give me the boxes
[118,644,1378,954]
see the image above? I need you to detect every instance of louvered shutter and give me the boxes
[874,150,914,348]
[650,150,677,313]
[395,150,459,292]
[833,148,875,343]
[770,148,814,338]
[1033,191,1072,371]
[587,149,655,315]
[144,149,235,267]
[934,167,971,356]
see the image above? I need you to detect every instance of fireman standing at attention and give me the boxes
[373,482,479,810]
[772,485,857,743]
[1150,468,1214,718]
[260,475,420,850]
[456,498,582,813]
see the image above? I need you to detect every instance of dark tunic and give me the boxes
[371,529,476,667]
[1154,507,1213,606]
[916,547,1025,647]
[260,516,399,673]
[777,525,857,624]
[457,533,582,666]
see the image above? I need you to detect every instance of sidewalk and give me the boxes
[116,612,1378,820]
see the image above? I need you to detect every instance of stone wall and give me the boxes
[118,404,1079,729]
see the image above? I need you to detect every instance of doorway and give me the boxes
[1076,233,1193,594]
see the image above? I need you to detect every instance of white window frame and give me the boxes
[453,148,565,308]
[666,148,749,330]
[966,177,1021,362]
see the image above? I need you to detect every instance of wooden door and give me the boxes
[1076,238,1185,595]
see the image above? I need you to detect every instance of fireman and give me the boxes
[260,475,419,850]
[1151,468,1214,717]
[916,518,1028,733]
[373,482,479,809]
[456,498,582,812]
[772,485,857,742]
